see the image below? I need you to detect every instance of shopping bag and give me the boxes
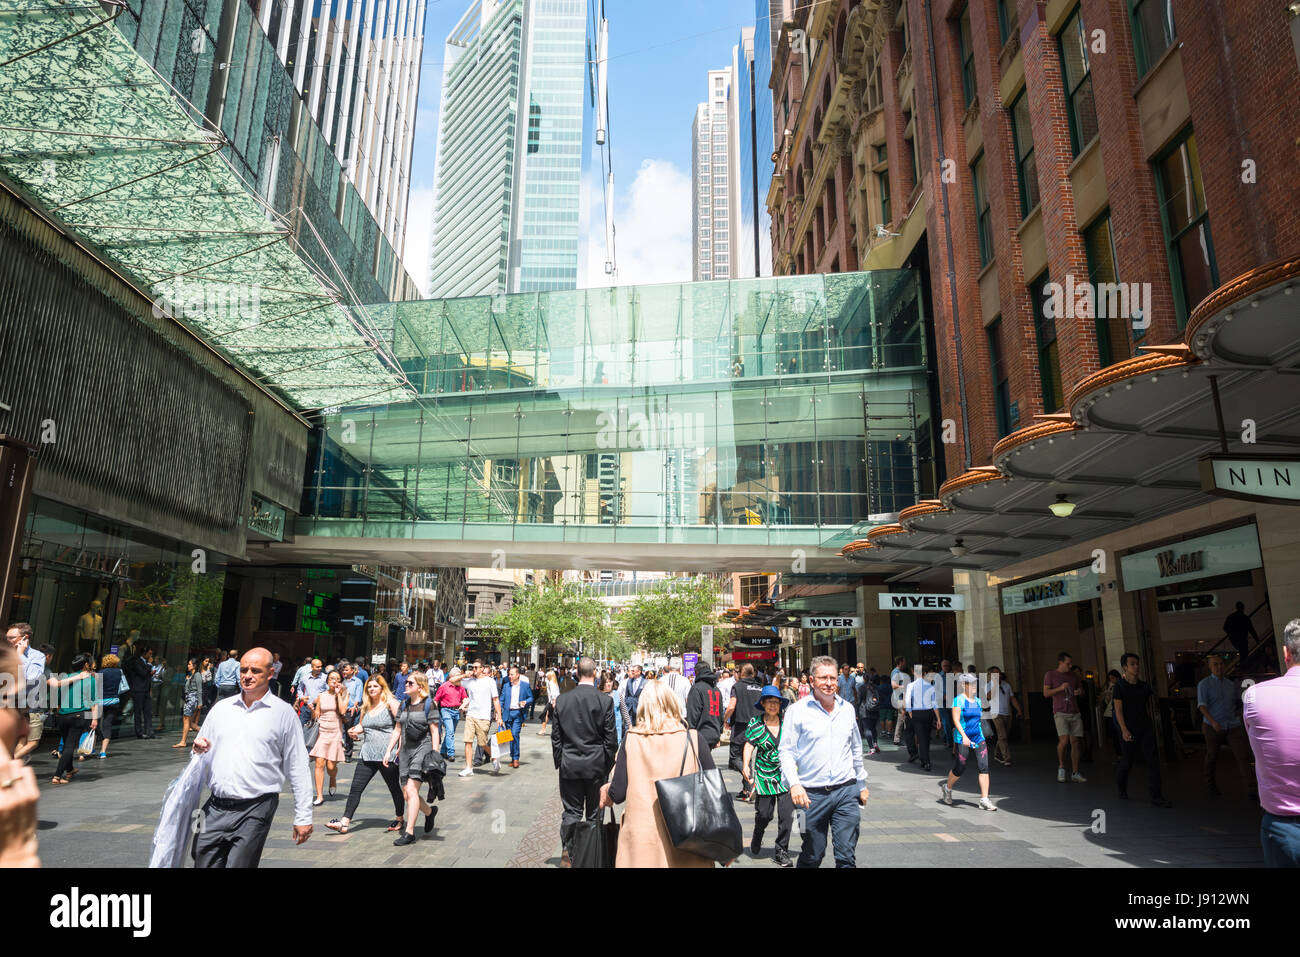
[489,734,503,762]
[654,730,742,863]
[570,807,618,868]
[76,731,96,756]
[495,727,514,745]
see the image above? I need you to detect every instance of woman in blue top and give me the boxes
[940,673,996,811]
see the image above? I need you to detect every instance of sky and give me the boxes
[401,0,758,295]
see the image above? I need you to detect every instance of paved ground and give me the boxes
[29,720,1266,868]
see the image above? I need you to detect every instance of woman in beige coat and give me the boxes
[599,678,718,868]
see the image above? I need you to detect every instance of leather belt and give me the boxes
[803,780,855,795]
[208,792,278,811]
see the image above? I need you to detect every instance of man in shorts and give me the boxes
[5,623,46,762]
[458,661,503,777]
[1043,651,1087,783]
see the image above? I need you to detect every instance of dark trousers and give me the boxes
[908,710,933,765]
[341,712,359,759]
[131,691,152,737]
[1203,723,1254,791]
[861,713,878,750]
[753,790,793,852]
[1260,813,1300,867]
[728,728,749,792]
[558,776,602,852]
[54,715,89,777]
[1117,726,1163,798]
[217,685,240,699]
[343,760,404,820]
[796,781,859,868]
[193,793,278,868]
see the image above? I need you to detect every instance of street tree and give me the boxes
[618,576,720,657]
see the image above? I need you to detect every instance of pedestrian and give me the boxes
[384,671,440,846]
[797,672,810,699]
[939,673,997,811]
[685,661,724,749]
[537,668,560,736]
[935,660,955,752]
[621,664,647,724]
[327,675,406,835]
[1112,652,1171,806]
[1100,670,1123,756]
[717,667,736,729]
[552,657,617,866]
[1243,620,1300,866]
[173,658,203,749]
[889,656,909,745]
[429,659,445,691]
[778,656,869,868]
[725,664,765,800]
[855,672,880,755]
[599,672,630,745]
[986,666,1022,766]
[660,662,690,707]
[458,661,503,776]
[1223,602,1259,662]
[0,642,40,866]
[433,667,468,760]
[199,656,216,714]
[190,648,313,867]
[501,664,533,767]
[393,661,410,702]
[214,649,240,699]
[904,668,941,771]
[741,684,794,866]
[1197,654,1256,798]
[341,663,364,763]
[48,654,99,785]
[310,669,348,806]
[1043,651,1087,783]
[124,645,155,739]
[5,624,47,763]
[93,653,124,759]
[598,678,716,868]
[269,652,283,697]
[294,658,326,728]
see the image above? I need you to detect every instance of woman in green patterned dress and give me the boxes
[741,685,793,867]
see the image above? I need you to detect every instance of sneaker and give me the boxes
[392,832,417,846]
[939,780,953,805]
[750,834,762,856]
[1057,767,1067,783]
[458,767,474,777]
[867,747,880,756]
[978,797,997,812]
[1071,772,1087,784]
[773,849,793,868]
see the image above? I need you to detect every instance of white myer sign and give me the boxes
[802,616,861,629]
[879,593,965,611]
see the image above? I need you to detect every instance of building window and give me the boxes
[874,144,888,164]
[1009,90,1039,217]
[1082,212,1130,365]
[996,0,1014,46]
[1154,129,1218,328]
[1129,0,1176,79]
[1029,272,1063,411]
[1058,7,1098,157]
[959,8,976,108]
[877,169,891,225]
[972,151,991,267]
[987,318,1012,438]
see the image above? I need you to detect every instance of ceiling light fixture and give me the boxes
[949,538,968,557]
[1049,494,1076,518]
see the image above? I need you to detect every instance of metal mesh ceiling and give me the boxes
[0,0,411,410]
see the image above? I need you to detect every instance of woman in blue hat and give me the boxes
[741,684,794,867]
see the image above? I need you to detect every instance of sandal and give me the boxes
[96,752,109,759]
[50,749,61,759]
[51,776,69,785]
[385,818,403,832]
[325,819,349,834]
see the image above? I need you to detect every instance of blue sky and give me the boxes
[402,0,758,292]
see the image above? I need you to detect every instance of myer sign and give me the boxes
[1001,566,1099,615]
[879,593,965,611]
[802,616,861,629]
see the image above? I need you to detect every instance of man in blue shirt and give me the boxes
[295,659,326,727]
[5,622,47,762]
[1197,655,1256,798]
[341,663,365,762]
[214,650,241,699]
[393,661,410,702]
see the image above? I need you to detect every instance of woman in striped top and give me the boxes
[741,685,794,867]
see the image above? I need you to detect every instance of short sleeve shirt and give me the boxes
[465,676,499,720]
[952,693,985,744]
[1113,679,1154,733]
[1043,669,1080,714]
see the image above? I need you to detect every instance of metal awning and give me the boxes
[0,0,411,410]
[842,257,1300,572]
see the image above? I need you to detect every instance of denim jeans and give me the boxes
[504,709,525,761]
[440,708,460,758]
[1260,813,1300,867]
[796,781,860,868]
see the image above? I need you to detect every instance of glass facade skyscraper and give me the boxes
[750,0,778,277]
[428,0,603,299]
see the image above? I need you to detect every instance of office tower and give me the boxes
[428,0,608,299]
[691,67,736,281]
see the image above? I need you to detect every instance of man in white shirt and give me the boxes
[459,661,504,776]
[717,668,736,718]
[661,662,690,706]
[905,669,941,771]
[191,648,313,867]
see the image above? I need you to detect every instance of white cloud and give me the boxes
[401,182,437,298]
[586,158,692,288]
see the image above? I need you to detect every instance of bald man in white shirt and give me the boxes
[191,647,313,867]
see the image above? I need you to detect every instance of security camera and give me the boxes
[875,224,900,239]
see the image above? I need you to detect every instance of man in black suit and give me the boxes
[123,645,155,739]
[552,656,617,864]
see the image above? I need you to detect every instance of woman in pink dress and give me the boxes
[311,670,347,806]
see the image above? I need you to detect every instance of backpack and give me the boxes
[860,684,880,714]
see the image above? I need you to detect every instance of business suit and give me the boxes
[500,677,534,764]
[123,654,154,738]
[551,682,618,854]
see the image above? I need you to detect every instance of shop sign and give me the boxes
[734,634,779,649]
[879,593,966,611]
[1120,525,1261,592]
[371,653,385,665]
[1157,593,1217,614]
[732,650,777,661]
[1200,455,1300,505]
[683,652,698,678]
[247,495,286,541]
[1001,566,1099,615]
[801,616,861,629]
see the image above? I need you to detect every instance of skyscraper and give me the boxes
[691,67,737,281]
[427,0,608,299]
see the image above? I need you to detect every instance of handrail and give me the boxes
[1200,594,1271,660]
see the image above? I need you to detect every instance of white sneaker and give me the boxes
[458,767,474,777]
[492,759,500,772]
[939,780,953,805]
[1071,771,1087,784]
[978,797,998,812]
[1057,767,1066,783]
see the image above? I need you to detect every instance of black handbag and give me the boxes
[654,730,742,864]
[570,806,618,868]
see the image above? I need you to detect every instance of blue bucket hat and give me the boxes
[758,684,788,712]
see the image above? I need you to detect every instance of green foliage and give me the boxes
[480,580,613,656]
[618,577,720,657]
[115,566,225,656]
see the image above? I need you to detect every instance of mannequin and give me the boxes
[76,599,104,654]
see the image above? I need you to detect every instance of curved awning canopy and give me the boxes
[842,257,1300,573]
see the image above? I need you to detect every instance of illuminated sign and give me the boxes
[879,593,965,611]
[1200,456,1300,505]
